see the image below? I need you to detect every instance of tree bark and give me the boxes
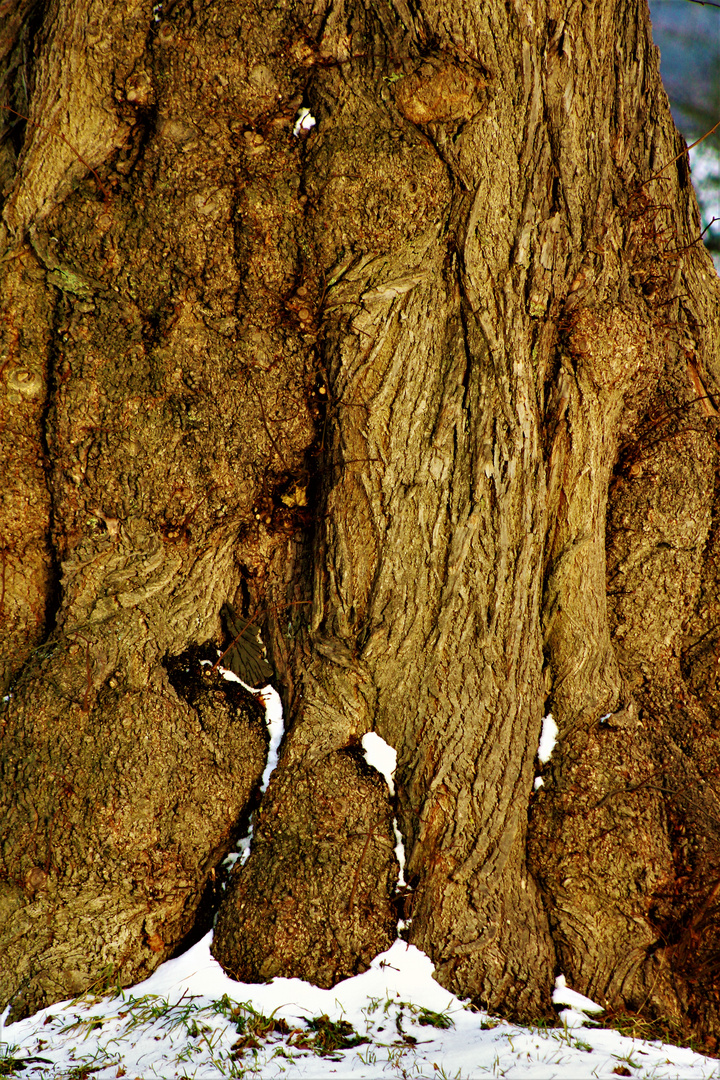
[1,0,720,1045]
[0,0,317,1019]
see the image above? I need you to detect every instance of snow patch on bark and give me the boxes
[256,687,283,792]
[537,713,558,764]
[293,108,316,136]
[212,667,283,867]
[215,667,282,790]
[362,732,407,889]
[361,731,397,793]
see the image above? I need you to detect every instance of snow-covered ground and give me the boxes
[3,686,719,1077]
[2,934,719,1079]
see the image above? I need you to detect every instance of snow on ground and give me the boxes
[2,934,719,1079]
[4,700,720,1077]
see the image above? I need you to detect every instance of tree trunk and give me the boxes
[0,0,317,1020]
[1,0,720,1045]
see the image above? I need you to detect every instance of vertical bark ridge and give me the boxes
[216,0,557,1015]
[0,253,54,696]
[529,0,720,1039]
[2,0,147,240]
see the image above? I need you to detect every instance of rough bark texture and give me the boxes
[0,0,317,1019]
[1,0,720,1046]
[212,747,399,985]
[1,651,268,1022]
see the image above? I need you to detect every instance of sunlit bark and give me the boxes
[1,0,719,1045]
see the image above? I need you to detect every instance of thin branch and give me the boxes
[642,117,720,188]
[247,374,288,469]
[210,608,260,674]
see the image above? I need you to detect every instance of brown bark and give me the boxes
[1,0,720,1046]
[1,650,268,1021]
[0,0,317,1019]
[212,746,399,985]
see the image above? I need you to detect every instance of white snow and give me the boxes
[361,731,397,795]
[2,934,719,1079]
[293,108,316,137]
[256,686,283,792]
[215,676,283,867]
[553,974,605,1029]
[207,664,282,792]
[362,732,407,888]
[537,713,558,764]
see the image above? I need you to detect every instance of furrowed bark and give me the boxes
[217,0,555,1016]
[1,0,720,1045]
[216,0,720,1038]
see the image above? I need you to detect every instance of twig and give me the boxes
[591,766,667,811]
[247,374,288,468]
[642,117,720,189]
[210,608,260,674]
